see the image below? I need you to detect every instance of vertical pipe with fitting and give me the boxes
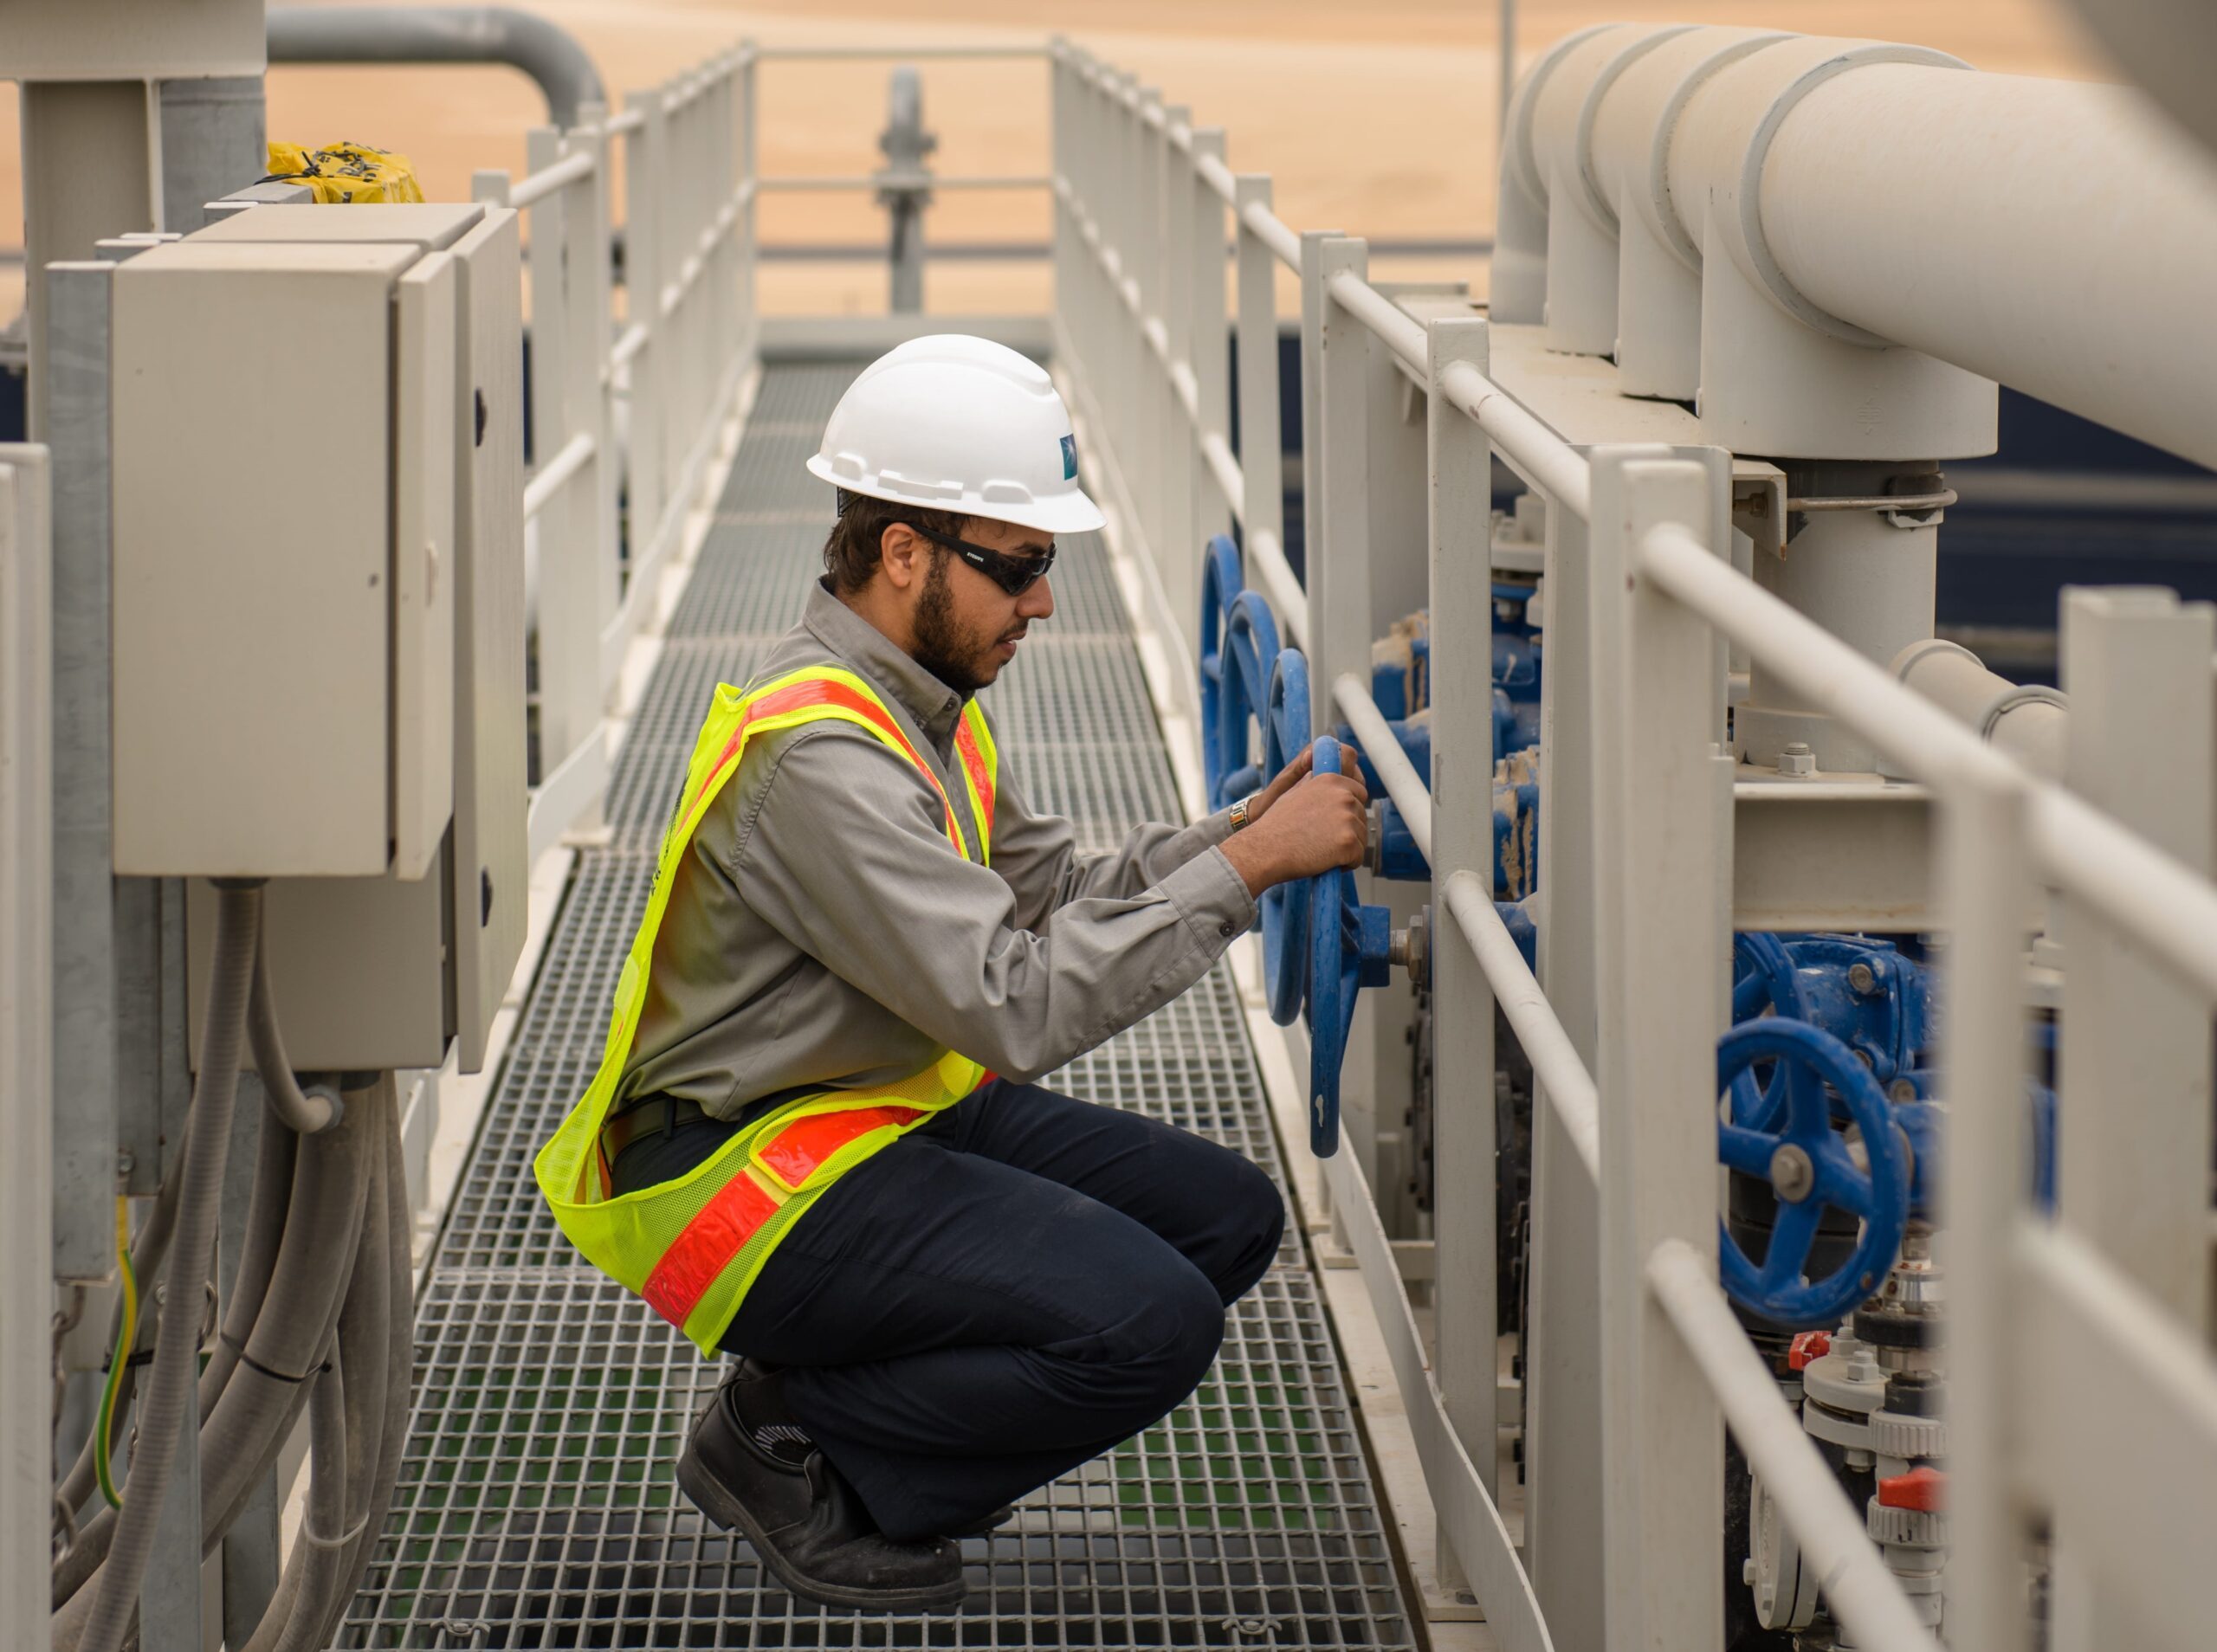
[1734,463,1949,776]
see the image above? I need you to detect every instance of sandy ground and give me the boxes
[3,1,2113,318]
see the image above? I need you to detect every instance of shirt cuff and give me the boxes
[1160,840,1259,948]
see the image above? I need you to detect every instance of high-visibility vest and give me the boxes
[535,663,999,1354]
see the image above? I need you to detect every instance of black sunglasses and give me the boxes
[910,524,1057,597]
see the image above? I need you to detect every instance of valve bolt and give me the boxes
[1769,1143,1816,1202]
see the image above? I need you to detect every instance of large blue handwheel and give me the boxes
[1259,648,1313,1025]
[1716,1020,1910,1330]
[1305,737,1393,1158]
[1198,536,1244,803]
[1729,932,1809,1133]
[1216,591,1281,808]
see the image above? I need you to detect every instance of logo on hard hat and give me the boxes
[1060,434,1077,481]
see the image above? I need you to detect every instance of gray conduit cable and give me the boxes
[53,1153,189,1525]
[69,881,261,1652]
[323,1082,415,1645]
[195,1106,301,1419]
[261,1127,391,1652]
[52,1079,368,1623]
[192,1076,375,1547]
[247,934,343,1134]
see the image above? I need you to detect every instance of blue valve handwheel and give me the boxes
[1198,536,1244,804]
[1729,932,1809,1133]
[1304,737,1393,1158]
[1716,1019,1910,1330]
[1259,648,1313,1025]
[1217,590,1280,809]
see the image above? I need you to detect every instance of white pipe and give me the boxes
[523,431,594,519]
[1247,527,1309,652]
[1759,66,2217,470]
[1891,638,2068,782]
[1640,520,2217,1002]
[1445,873,1602,1182]
[1333,670,1603,1178]
[510,148,596,208]
[1442,359,1593,521]
[1334,672,1432,861]
[1646,1239,1937,1652]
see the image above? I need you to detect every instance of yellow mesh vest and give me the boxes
[534,666,999,1354]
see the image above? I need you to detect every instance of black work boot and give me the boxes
[675,1365,966,1611]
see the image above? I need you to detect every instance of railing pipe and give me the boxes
[1639,519,2217,1002]
[1334,674,1432,861]
[1646,1240,1936,1651]
[509,147,595,208]
[1440,359,1593,521]
[1442,873,1602,1181]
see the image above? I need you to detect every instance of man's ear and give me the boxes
[878,521,924,590]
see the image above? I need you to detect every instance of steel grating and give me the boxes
[340,362,1417,1649]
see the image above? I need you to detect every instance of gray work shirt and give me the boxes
[621,579,1258,1118]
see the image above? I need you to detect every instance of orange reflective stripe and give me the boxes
[756,1103,927,1190]
[641,1171,779,1326]
[953,716,994,854]
[646,1103,927,1327]
[677,677,964,851]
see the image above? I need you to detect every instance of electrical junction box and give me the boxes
[160,201,527,1074]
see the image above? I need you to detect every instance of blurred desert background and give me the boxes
[3,1,2116,319]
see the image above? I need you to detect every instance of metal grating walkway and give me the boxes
[337,362,1419,1650]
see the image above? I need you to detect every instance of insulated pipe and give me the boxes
[1758,64,2217,470]
[1522,22,1691,356]
[1891,638,2068,782]
[1587,25,1789,398]
[265,7,605,129]
[1490,23,1616,325]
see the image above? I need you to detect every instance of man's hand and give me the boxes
[1242,743,1313,824]
[1220,752,1370,898]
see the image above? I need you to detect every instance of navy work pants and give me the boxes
[617,1079,1286,1542]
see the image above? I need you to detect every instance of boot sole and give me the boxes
[675,1448,968,1613]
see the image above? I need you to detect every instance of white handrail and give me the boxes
[754,173,1051,192]
[1442,874,1602,1181]
[1639,519,2217,999]
[1335,670,1604,1178]
[510,146,596,208]
[1647,1240,1936,1651]
[523,432,594,521]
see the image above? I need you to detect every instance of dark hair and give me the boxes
[822,492,967,597]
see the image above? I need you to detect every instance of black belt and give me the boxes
[601,1094,712,1160]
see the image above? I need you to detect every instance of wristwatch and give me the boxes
[1228,797,1252,831]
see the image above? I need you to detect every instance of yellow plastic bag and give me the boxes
[263,140,426,204]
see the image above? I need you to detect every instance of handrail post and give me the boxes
[1426,315,1498,1595]
[520,126,584,791]
[1188,127,1231,556]
[738,42,759,358]
[1311,234,1388,1188]
[1158,103,1196,652]
[1938,771,2034,1652]
[624,84,667,557]
[2052,589,2216,1646]
[1231,174,1285,586]
[570,105,619,707]
[1587,448,1731,1652]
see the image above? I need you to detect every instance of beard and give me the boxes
[909,551,1005,694]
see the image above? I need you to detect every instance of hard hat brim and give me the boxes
[805,455,1108,539]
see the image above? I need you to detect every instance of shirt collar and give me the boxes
[801,578,968,745]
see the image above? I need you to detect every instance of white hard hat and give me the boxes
[806,334,1107,537]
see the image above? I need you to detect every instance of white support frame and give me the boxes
[1048,33,2217,1652]
[473,47,758,864]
